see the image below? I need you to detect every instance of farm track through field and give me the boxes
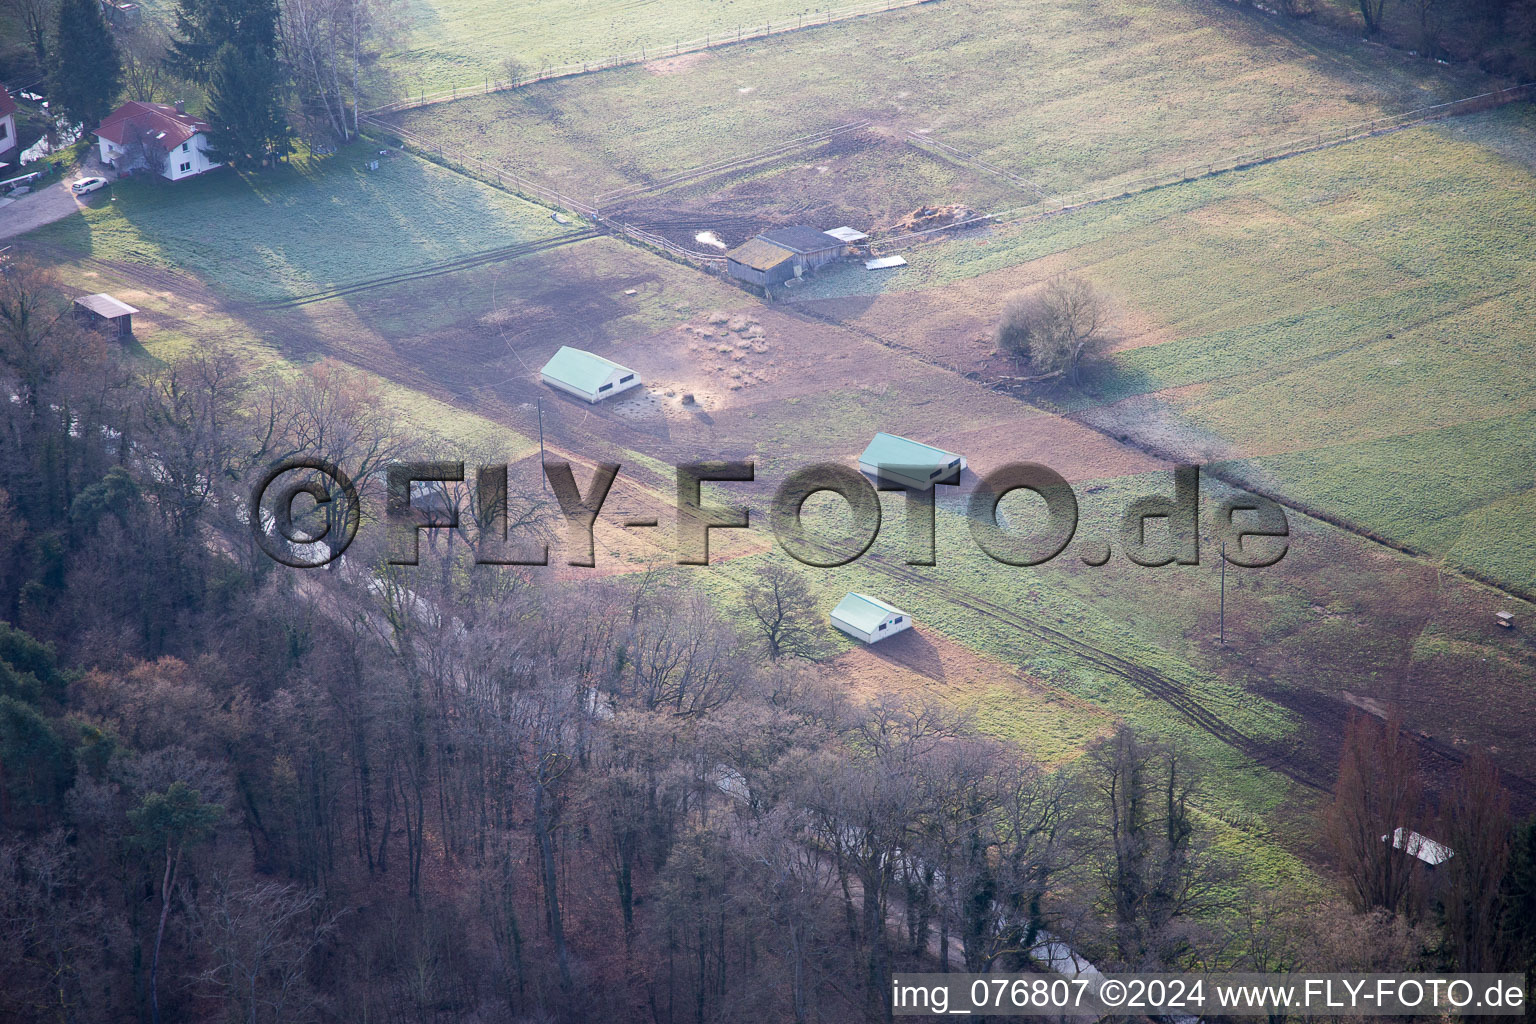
[13,240,214,300]
[779,305,1536,806]
[253,230,601,309]
[864,550,1331,791]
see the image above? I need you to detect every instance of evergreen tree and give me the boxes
[47,0,122,129]
[166,0,279,84]
[205,41,292,166]
[1503,816,1536,971]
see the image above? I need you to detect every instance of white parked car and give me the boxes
[71,176,109,195]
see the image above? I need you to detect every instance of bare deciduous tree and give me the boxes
[1084,725,1222,969]
[994,274,1109,386]
[1,0,56,64]
[191,878,339,1024]
[119,23,175,102]
[1358,0,1391,34]
[279,0,384,142]
[741,563,821,661]
[248,360,406,570]
[139,352,247,539]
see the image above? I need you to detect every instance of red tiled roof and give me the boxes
[96,101,209,150]
[0,85,17,119]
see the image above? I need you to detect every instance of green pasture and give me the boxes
[24,147,568,303]
[379,0,827,96]
[384,0,1476,198]
[793,105,1536,591]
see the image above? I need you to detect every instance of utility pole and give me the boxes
[537,397,548,491]
[1219,540,1226,645]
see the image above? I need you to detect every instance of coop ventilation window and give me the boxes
[619,374,634,384]
[598,382,613,392]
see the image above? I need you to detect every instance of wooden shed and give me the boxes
[724,237,797,287]
[74,293,138,339]
[725,226,847,287]
[758,226,847,273]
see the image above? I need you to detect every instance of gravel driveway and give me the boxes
[0,154,115,242]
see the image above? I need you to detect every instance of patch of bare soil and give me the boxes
[643,51,711,75]
[607,129,1014,251]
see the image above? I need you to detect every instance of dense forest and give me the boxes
[2,260,1535,1022]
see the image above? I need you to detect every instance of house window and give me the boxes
[181,142,188,152]
[619,374,634,384]
[0,121,8,142]
[598,382,613,392]
[178,162,191,173]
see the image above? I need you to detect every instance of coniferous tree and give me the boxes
[171,0,291,166]
[47,0,122,129]
[205,41,291,165]
[166,0,278,84]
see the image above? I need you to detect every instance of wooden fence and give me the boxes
[873,82,1535,251]
[359,116,733,266]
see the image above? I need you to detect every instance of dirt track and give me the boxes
[29,200,1536,824]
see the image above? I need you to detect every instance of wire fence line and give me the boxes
[871,82,1535,252]
[364,0,941,116]
[359,114,600,216]
[903,131,1051,197]
[596,120,872,205]
[359,115,734,266]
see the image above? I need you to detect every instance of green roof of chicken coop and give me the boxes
[831,593,905,633]
[858,432,963,475]
[539,346,633,392]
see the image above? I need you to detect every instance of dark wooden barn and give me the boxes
[725,226,848,288]
[74,293,139,339]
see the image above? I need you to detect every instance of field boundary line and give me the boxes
[902,130,1051,197]
[360,117,738,267]
[870,82,1535,252]
[360,115,601,217]
[365,0,942,116]
[250,230,602,309]
[596,120,872,205]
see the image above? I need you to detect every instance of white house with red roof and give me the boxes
[96,100,220,181]
[0,85,19,165]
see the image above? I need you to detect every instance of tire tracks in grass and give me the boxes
[782,299,1536,804]
[860,550,1332,792]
